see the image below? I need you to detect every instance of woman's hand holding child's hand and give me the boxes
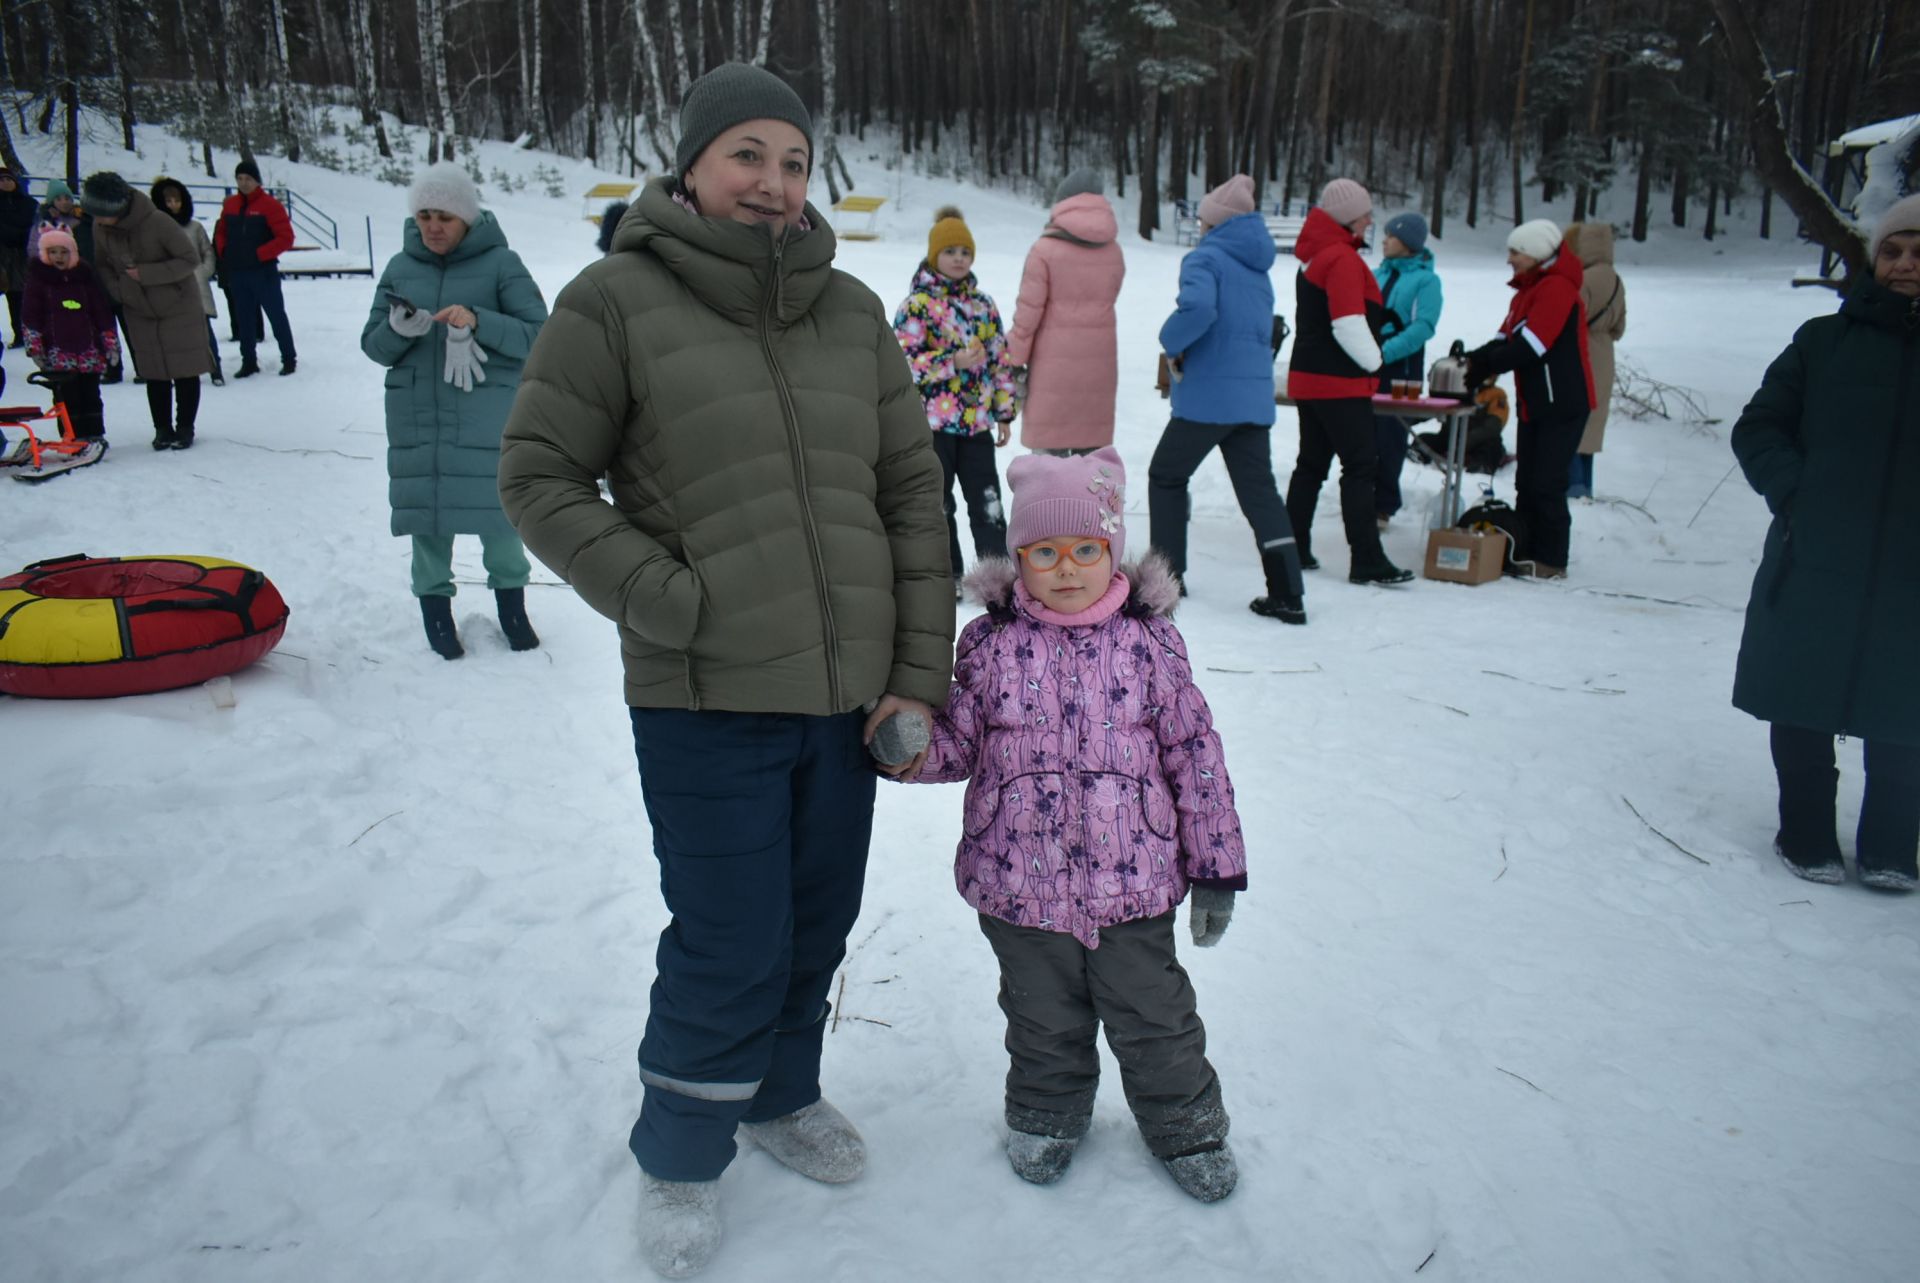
[955,339,987,371]
[865,694,934,780]
[1188,887,1234,947]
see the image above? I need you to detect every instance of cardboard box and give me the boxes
[1423,527,1509,584]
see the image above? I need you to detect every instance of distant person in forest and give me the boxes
[1729,194,1920,892]
[1149,173,1307,624]
[361,162,549,659]
[1284,177,1413,584]
[1462,219,1595,578]
[892,205,1018,591]
[84,171,213,450]
[1371,211,1443,528]
[0,167,38,348]
[1563,221,1627,499]
[215,158,297,377]
[1005,168,1125,456]
[498,62,951,1280]
[596,199,628,255]
[152,178,225,386]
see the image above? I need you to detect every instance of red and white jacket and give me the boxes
[1478,250,1596,424]
[1285,206,1391,401]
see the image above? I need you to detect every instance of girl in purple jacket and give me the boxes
[22,228,116,440]
[899,446,1247,1202]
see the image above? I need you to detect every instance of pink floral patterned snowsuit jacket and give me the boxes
[912,555,1248,948]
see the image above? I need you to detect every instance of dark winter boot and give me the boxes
[495,588,540,651]
[1006,1130,1080,1185]
[1249,547,1307,624]
[1856,740,1920,892]
[234,357,261,379]
[1163,1140,1238,1203]
[210,362,226,387]
[151,425,176,451]
[420,595,464,660]
[278,358,297,377]
[1772,729,1844,884]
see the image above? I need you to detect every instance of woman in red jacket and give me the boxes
[1283,179,1413,585]
[1463,219,1596,578]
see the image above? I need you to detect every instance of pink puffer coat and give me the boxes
[1004,194,1126,452]
[911,554,1248,948]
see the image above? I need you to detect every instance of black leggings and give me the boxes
[1771,723,1920,875]
[145,377,202,433]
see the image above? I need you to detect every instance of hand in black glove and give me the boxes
[1462,343,1499,390]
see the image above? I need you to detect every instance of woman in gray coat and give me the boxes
[83,171,211,449]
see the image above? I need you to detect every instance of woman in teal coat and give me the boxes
[361,163,548,659]
[1371,212,1443,524]
[1732,194,1920,891]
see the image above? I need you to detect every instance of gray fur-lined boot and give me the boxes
[1007,1130,1081,1185]
[638,1175,721,1278]
[739,1098,866,1183]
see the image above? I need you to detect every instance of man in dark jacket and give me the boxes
[1464,219,1595,578]
[213,158,298,377]
[0,167,39,347]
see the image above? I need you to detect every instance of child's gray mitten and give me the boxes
[867,707,930,768]
[1188,886,1234,948]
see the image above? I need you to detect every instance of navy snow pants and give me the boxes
[227,265,296,363]
[627,706,877,1181]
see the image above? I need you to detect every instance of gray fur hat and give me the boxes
[674,62,814,178]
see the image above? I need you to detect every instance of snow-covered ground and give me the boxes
[4,122,1916,1283]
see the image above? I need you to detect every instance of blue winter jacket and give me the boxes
[1159,211,1277,426]
[1374,248,1443,372]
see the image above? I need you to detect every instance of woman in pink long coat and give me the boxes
[1005,169,1126,455]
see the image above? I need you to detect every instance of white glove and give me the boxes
[442,323,488,392]
[388,303,434,338]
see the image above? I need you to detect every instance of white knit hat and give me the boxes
[1507,218,1563,262]
[407,162,482,224]
[1871,193,1920,261]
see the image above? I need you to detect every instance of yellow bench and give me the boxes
[832,194,887,241]
[584,182,639,224]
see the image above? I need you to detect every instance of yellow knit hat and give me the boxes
[927,205,975,268]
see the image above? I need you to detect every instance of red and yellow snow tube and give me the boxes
[0,554,290,698]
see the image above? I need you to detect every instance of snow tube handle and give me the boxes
[23,553,92,571]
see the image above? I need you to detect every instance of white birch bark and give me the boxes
[579,0,599,162]
[631,0,676,167]
[267,0,300,161]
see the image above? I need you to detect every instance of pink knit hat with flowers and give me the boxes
[37,228,78,264]
[1005,446,1127,565]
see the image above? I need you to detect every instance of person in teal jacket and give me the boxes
[1371,213,1443,524]
[360,163,549,660]
[1731,194,1920,892]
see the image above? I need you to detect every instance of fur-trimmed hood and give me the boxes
[962,549,1182,620]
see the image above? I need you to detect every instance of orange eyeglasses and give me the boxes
[1017,537,1110,570]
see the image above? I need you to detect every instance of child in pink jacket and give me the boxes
[898,446,1247,1202]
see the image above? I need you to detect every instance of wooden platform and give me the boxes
[584,182,639,224]
[833,194,887,241]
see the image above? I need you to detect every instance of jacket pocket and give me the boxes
[383,367,422,445]
[1764,512,1795,607]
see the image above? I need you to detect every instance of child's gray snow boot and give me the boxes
[638,1174,721,1279]
[1007,1129,1080,1185]
[1163,1140,1239,1203]
[739,1097,866,1183]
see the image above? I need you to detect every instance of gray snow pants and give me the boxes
[978,911,1228,1159]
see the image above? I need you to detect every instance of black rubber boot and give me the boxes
[495,588,540,651]
[1771,725,1844,883]
[420,595,464,660]
[234,357,261,379]
[278,357,297,377]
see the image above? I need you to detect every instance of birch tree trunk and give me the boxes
[668,0,694,100]
[814,0,846,202]
[267,0,300,161]
[633,0,676,167]
[217,0,254,162]
[580,0,600,163]
[531,0,549,145]
[430,0,455,158]
[1427,0,1459,235]
[349,0,394,156]
[416,0,443,162]
[751,0,772,66]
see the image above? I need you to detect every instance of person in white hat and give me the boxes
[1461,219,1596,578]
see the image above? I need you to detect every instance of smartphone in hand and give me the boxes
[384,290,418,315]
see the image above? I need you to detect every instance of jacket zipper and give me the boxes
[759,233,843,710]
[1837,296,1918,732]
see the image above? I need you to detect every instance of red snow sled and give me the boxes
[0,554,291,698]
[0,372,106,481]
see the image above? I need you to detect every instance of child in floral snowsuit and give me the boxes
[892,206,1020,587]
[895,447,1248,1203]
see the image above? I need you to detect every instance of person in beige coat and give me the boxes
[82,171,212,450]
[1564,222,1626,498]
[152,178,225,386]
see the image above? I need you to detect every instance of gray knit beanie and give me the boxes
[80,171,133,218]
[1052,168,1104,203]
[408,161,483,224]
[674,62,814,178]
